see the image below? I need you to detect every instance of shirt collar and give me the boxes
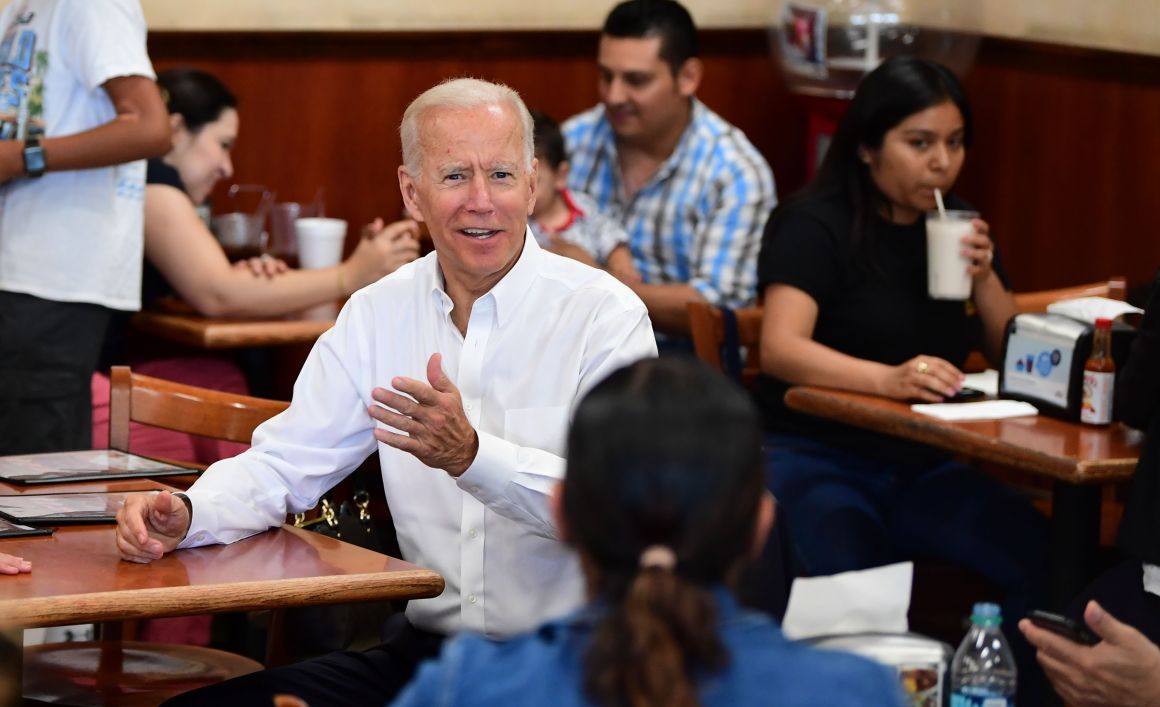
[428,226,541,328]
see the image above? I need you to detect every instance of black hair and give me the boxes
[564,357,764,707]
[603,0,699,75]
[157,67,237,133]
[530,109,567,171]
[773,56,972,265]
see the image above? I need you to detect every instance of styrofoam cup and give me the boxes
[295,217,347,269]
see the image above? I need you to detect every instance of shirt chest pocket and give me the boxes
[503,406,570,457]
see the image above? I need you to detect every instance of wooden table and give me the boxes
[0,477,442,629]
[131,308,334,350]
[783,386,1143,608]
[0,476,442,702]
[0,523,442,629]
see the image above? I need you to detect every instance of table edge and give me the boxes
[1,568,444,629]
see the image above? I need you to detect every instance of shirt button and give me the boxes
[468,529,478,539]
[469,486,480,494]
[464,402,473,411]
[468,594,477,604]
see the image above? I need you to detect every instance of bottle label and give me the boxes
[1081,370,1114,424]
[951,692,1013,707]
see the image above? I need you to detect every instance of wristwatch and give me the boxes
[22,137,45,178]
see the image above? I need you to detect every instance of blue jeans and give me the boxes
[765,433,1047,631]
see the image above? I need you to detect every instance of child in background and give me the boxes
[530,110,639,283]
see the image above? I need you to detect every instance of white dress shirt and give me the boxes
[179,232,657,637]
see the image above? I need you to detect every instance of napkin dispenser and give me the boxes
[998,313,1135,421]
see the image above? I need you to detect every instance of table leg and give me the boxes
[1048,482,1102,610]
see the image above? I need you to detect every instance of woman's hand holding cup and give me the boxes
[962,218,996,282]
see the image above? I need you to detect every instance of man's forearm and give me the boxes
[0,75,170,181]
[630,282,705,335]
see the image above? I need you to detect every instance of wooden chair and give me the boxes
[23,366,289,707]
[687,301,764,388]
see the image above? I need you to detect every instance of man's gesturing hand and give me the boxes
[369,352,479,476]
[115,490,191,563]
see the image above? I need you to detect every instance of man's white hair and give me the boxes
[399,77,534,177]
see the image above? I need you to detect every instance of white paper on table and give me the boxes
[910,399,1039,421]
[781,562,912,640]
[963,369,999,396]
[1047,296,1143,324]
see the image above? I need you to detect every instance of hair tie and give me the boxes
[639,545,677,571]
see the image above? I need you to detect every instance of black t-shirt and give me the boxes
[754,189,1009,466]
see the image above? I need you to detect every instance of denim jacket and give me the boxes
[391,588,905,707]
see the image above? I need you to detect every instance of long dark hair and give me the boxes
[157,67,237,133]
[563,358,764,707]
[776,56,972,262]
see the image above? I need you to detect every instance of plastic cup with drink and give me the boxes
[925,191,977,300]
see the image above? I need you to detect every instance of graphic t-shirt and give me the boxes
[0,0,155,310]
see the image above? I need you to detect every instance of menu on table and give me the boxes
[0,491,151,526]
[0,517,52,538]
[0,449,195,485]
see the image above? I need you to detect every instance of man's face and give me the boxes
[398,103,537,297]
[597,35,696,145]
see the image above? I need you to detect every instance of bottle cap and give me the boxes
[1095,317,1114,329]
[971,602,1002,626]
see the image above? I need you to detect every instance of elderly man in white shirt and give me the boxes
[115,77,657,707]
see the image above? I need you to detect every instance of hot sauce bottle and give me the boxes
[1081,318,1115,425]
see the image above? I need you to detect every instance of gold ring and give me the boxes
[916,361,930,374]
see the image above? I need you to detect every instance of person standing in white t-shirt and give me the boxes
[0,0,169,454]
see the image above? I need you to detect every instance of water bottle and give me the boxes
[950,602,1017,706]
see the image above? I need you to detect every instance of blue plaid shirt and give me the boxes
[563,99,776,308]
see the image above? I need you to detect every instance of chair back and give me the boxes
[108,365,289,451]
[687,302,764,388]
[1013,277,1127,313]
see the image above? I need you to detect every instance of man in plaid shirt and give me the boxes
[564,0,776,342]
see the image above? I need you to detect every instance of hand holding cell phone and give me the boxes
[1026,609,1099,646]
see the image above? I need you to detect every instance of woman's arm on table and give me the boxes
[144,184,419,317]
[760,283,964,402]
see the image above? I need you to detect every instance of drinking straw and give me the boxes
[934,187,947,218]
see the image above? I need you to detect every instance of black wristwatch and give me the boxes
[22,137,45,178]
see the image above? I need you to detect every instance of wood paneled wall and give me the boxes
[149,30,1160,294]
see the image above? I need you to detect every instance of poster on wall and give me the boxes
[779,3,828,79]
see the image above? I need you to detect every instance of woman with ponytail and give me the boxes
[392,358,904,707]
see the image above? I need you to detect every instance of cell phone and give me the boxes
[946,386,986,403]
[1027,609,1099,646]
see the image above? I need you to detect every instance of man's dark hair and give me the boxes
[602,0,699,75]
[530,109,567,171]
